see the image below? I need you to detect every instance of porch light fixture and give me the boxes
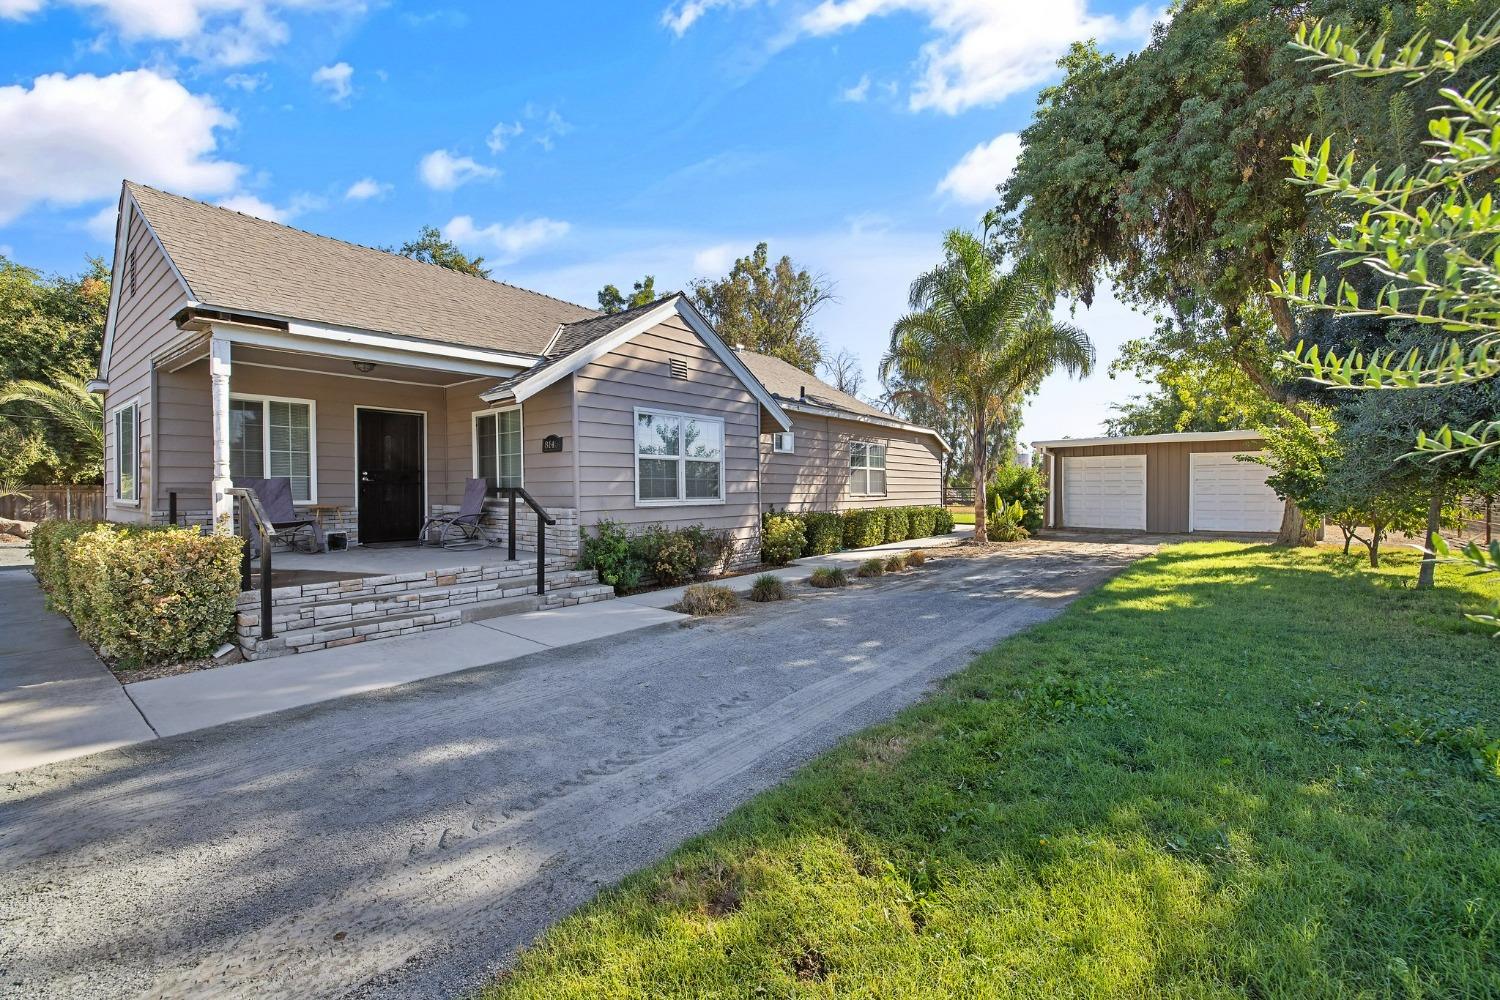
[353,361,376,373]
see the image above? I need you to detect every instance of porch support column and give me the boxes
[210,336,234,532]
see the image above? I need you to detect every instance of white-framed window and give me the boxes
[229,394,317,503]
[113,402,138,503]
[850,440,887,496]
[634,407,725,505]
[772,430,795,454]
[473,407,523,490]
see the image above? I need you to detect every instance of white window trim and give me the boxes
[111,400,140,507]
[772,429,795,454]
[471,405,525,490]
[849,439,888,498]
[633,405,727,507]
[228,392,319,504]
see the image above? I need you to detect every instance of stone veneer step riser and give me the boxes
[238,558,578,611]
[239,577,618,660]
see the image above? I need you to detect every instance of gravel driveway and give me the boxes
[0,539,1151,1000]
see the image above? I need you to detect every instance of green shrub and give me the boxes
[883,507,910,544]
[579,519,644,593]
[907,506,937,539]
[677,583,739,616]
[29,519,101,614]
[907,549,927,566]
[760,515,806,567]
[807,567,848,588]
[989,463,1048,532]
[749,573,788,602]
[857,557,886,578]
[682,525,737,578]
[32,522,241,669]
[636,525,699,586]
[802,512,843,555]
[841,509,885,549]
[933,506,956,534]
[989,500,1031,542]
[884,553,906,572]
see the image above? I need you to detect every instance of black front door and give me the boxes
[357,409,424,543]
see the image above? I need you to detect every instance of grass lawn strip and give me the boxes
[485,543,1499,999]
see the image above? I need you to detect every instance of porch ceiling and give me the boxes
[232,344,496,388]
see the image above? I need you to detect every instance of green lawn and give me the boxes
[486,544,1500,999]
[947,506,975,525]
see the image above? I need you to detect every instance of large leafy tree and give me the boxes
[597,275,662,314]
[690,242,832,374]
[392,226,490,278]
[0,255,109,483]
[1001,0,1470,542]
[881,230,1095,542]
[1105,328,1278,436]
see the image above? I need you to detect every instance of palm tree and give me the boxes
[0,372,104,477]
[881,230,1095,543]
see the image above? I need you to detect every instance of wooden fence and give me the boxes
[0,485,105,523]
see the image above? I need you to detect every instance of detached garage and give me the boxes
[1032,430,1281,534]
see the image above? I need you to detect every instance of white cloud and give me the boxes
[839,74,871,102]
[223,72,265,91]
[443,215,570,261]
[1,0,366,66]
[418,149,498,191]
[486,121,523,153]
[311,62,353,103]
[344,177,389,200]
[0,70,241,226]
[523,104,572,151]
[691,243,738,277]
[936,131,1021,204]
[667,0,1155,114]
[215,190,321,223]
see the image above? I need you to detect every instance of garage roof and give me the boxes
[1031,429,1264,450]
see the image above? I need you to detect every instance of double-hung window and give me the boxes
[635,408,724,504]
[114,402,138,502]
[850,440,887,497]
[473,408,523,490]
[229,395,316,503]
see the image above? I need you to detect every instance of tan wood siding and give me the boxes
[100,204,193,523]
[760,413,942,511]
[1048,438,1266,532]
[443,378,577,512]
[572,316,761,558]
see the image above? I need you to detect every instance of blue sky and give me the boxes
[0,0,1160,441]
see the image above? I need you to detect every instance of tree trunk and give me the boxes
[1417,489,1444,589]
[1341,528,1353,555]
[1275,500,1316,546]
[972,408,988,544]
[1368,531,1381,568]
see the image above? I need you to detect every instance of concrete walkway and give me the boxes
[0,568,155,773]
[126,603,686,738]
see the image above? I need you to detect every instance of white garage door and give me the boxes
[1189,452,1283,532]
[1062,455,1147,529]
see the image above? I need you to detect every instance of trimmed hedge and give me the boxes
[579,520,740,594]
[761,515,806,567]
[760,504,955,563]
[30,520,242,669]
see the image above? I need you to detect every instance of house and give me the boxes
[90,182,946,574]
[1031,430,1282,534]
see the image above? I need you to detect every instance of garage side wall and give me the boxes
[1050,438,1264,532]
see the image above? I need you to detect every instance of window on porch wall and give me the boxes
[229,397,314,502]
[475,409,522,490]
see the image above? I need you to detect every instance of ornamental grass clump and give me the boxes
[885,553,907,572]
[856,557,886,578]
[749,574,788,602]
[807,567,847,588]
[906,549,927,566]
[677,583,739,617]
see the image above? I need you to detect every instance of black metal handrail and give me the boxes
[494,486,556,598]
[226,487,274,641]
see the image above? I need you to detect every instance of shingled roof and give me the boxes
[487,294,683,395]
[126,182,595,356]
[735,349,889,420]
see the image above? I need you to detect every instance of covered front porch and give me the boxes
[149,317,581,561]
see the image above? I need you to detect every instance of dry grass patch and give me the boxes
[675,583,739,616]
